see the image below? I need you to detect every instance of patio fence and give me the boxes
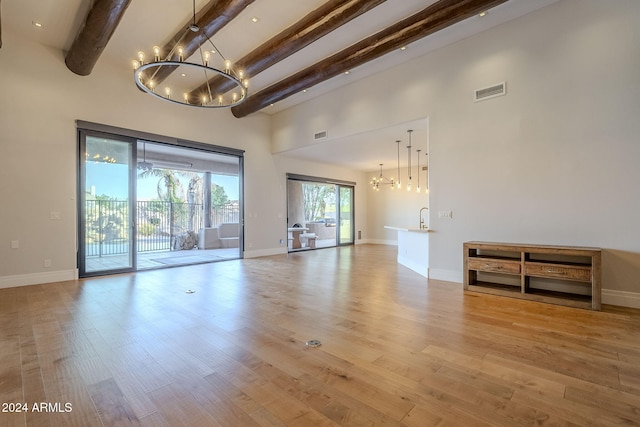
[85,200,239,257]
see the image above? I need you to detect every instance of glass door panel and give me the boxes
[338,186,354,245]
[80,134,135,275]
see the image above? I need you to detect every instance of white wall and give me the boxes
[272,0,640,302]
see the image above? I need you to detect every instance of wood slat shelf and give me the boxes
[464,241,601,310]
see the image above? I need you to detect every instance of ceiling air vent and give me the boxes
[474,82,506,102]
[314,130,328,141]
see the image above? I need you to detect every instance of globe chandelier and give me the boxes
[132,0,248,108]
[370,163,395,191]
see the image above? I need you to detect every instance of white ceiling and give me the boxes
[3,0,559,171]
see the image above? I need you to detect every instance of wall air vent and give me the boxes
[474,82,506,102]
[314,130,328,140]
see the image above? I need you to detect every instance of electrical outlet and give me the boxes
[438,210,453,219]
[11,240,19,249]
[50,211,61,220]
[44,259,52,268]
[279,239,284,245]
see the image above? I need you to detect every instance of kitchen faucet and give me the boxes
[419,207,428,229]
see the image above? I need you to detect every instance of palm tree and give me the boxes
[138,168,184,235]
[186,174,202,232]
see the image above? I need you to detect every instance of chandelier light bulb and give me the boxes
[183,93,189,103]
[153,46,161,61]
[137,51,145,64]
[225,60,231,73]
[164,87,171,98]
[203,51,210,66]
[132,60,140,70]
[178,46,184,62]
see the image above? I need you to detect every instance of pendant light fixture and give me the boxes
[132,0,248,108]
[416,149,421,193]
[425,151,429,194]
[396,140,401,190]
[406,129,413,191]
[370,163,395,191]
[137,141,153,171]
[371,130,426,194]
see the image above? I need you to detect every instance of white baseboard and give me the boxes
[0,269,78,289]
[602,289,640,309]
[243,247,287,258]
[428,268,463,284]
[426,269,640,309]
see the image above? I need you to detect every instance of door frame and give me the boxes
[336,184,355,246]
[78,128,138,277]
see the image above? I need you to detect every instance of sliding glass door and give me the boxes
[79,132,136,275]
[78,123,244,277]
[286,175,355,251]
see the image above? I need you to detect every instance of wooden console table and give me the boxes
[463,241,601,310]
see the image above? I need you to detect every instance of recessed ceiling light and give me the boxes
[400,46,407,51]
[479,11,489,17]
[32,21,44,29]
[180,73,187,77]
[251,17,259,23]
[303,89,307,93]
[344,70,350,75]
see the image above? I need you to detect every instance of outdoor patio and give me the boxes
[86,247,239,272]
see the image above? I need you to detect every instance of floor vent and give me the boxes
[474,82,506,102]
[314,130,328,140]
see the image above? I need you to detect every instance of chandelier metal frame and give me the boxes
[132,0,248,109]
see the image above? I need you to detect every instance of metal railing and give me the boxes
[85,200,239,257]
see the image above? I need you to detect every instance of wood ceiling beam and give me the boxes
[65,0,132,76]
[151,0,255,86]
[232,0,509,118]
[188,0,388,101]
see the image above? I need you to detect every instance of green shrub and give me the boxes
[138,223,157,236]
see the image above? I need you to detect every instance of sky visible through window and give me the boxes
[86,162,239,201]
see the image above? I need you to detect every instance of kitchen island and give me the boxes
[384,226,430,278]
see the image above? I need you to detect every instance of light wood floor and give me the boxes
[1,244,639,426]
